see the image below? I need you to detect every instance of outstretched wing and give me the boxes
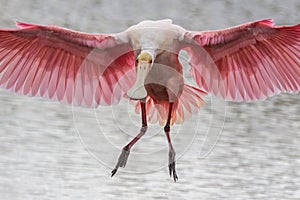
[0,22,135,107]
[184,19,300,101]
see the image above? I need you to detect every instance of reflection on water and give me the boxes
[1,0,300,199]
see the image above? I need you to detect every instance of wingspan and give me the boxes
[0,22,135,107]
[184,19,300,101]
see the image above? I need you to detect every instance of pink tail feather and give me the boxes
[134,84,207,125]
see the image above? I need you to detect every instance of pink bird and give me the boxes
[0,19,299,181]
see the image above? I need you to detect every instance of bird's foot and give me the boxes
[168,147,178,182]
[111,148,130,177]
[169,161,178,182]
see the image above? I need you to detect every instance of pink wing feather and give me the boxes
[0,22,135,107]
[184,19,300,101]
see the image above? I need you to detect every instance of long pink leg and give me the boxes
[164,102,178,182]
[111,101,148,177]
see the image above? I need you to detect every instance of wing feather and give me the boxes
[0,22,135,107]
[184,19,300,101]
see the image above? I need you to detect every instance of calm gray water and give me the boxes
[1,0,300,199]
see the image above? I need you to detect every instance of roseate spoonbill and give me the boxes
[0,19,299,181]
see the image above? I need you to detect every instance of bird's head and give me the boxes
[137,51,153,63]
[127,50,156,100]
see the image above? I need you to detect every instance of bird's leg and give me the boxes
[111,101,148,177]
[164,102,178,182]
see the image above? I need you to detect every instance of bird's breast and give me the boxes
[144,56,184,102]
[145,83,169,101]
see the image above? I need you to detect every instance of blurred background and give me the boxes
[0,0,300,199]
